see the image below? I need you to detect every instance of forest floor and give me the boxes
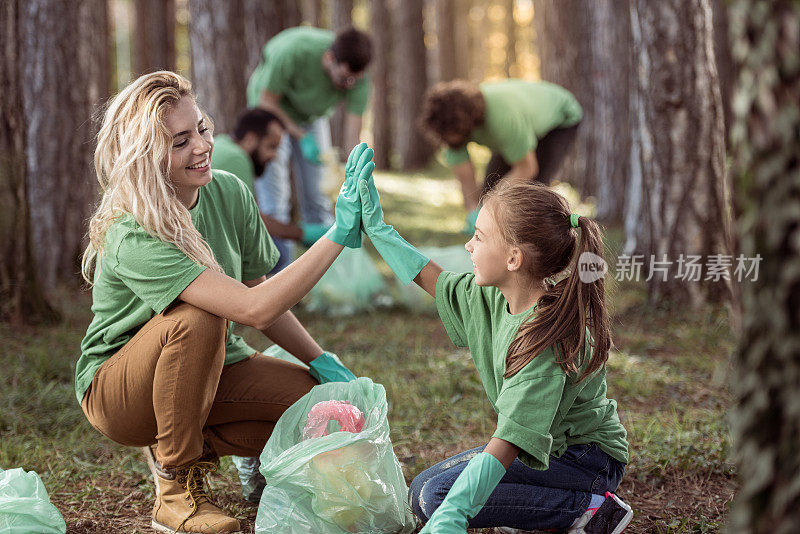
[1,166,737,533]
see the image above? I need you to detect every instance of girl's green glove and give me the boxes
[324,143,374,248]
[419,452,506,533]
[358,172,429,285]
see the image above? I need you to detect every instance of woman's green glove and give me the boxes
[462,208,479,235]
[324,143,374,248]
[308,352,357,383]
[298,132,321,165]
[419,452,506,533]
[358,172,429,285]
[300,222,331,247]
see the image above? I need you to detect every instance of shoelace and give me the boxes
[176,460,220,529]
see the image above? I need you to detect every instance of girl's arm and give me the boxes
[413,261,443,298]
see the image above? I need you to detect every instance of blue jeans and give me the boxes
[408,443,625,531]
[253,117,334,272]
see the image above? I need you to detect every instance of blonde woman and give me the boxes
[77,71,373,533]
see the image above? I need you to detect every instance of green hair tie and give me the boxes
[570,213,581,228]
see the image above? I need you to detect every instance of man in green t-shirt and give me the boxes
[247,25,372,270]
[211,109,330,252]
[420,79,583,233]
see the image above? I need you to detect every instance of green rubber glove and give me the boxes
[462,208,479,235]
[324,143,374,248]
[420,452,506,533]
[298,132,321,165]
[308,352,357,383]
[300,222,331,247]
[358,172,429,285]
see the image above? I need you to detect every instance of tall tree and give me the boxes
[243,0,284,82]
[504,0,517,77]
[370,0,392,169]
[328,0,354,154]
[0,0,59,324]
[391,0,435,169]
[133,0,175,76]
[434,0,457,83]
[20,0,110,289]
[625,0,733,305]
[189,0,247,134]
[728,1,800,532]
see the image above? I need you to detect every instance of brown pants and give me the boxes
[81,302,317,468]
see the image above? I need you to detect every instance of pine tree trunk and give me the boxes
[504,0,517,77]
[328,0,353,155]
[370,0,392,169]
[189,0,247,135]
[625,0,733,306]
[20,0,109,290]
[1,0,60,324]
[133,0,175,76]
[391,0,434,170]
[728,1,800,532]
[435,0,457,83]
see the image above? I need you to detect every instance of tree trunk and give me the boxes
[0,0,60,324]
[728,1,800,532]
[625,0,733,305]
[242,0,286,82]
[435,0,457,83]
[133,0,175,76]
[504,0,517,77]
[391,0,435,170]
[189,0,247,134]
[328,0,353,155]
[370,0,392,169]
[21,0,109,290]
[305,0,323,27]
[589,0,631,222]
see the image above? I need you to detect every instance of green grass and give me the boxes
[0,169,736,533]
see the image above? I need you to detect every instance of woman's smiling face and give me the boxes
[164,96,214,207]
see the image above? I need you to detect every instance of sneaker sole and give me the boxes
[151,519,242,534]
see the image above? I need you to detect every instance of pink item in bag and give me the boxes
[303,400,366,440]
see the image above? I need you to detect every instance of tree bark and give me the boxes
[504,0,517,77]
[391,0,435,170]
[328,0,353,154]
[625,0,733,305]
[370,0,392,169]
[20,0,110,290]
[728,1,800,532]
[242,0,285,82]
[133,0,175,76]
[435,0,457,83]
[189,0,247,134]
[0,0,59,324]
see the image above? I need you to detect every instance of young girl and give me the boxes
[357,174,632,533]
[77,71,373,534]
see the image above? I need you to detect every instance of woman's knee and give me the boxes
[164,302,227,347]
[409,473,443,522]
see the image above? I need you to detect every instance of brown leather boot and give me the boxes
[149,454,241,533]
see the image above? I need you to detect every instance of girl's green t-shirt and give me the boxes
[435,271,629,470]
[75,170,279,402]
[444,79,583,167]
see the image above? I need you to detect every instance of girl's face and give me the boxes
[465,206,514,287]
[165,96,214,206]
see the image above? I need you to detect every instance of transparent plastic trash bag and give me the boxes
[255,377,416,534]
[0,468,66,533]
[305,247,386,316]
[393,245,474,312]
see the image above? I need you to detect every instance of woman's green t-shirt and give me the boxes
[435,271,629,470]
[75,170,279,402]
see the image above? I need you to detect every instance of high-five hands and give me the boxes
[324,143,374,248]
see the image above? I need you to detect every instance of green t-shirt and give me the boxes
[444,79,583,167]
[210,134,255,194]
[75,170,280,402]
[435,271,629,470]
[246,26,371,125]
